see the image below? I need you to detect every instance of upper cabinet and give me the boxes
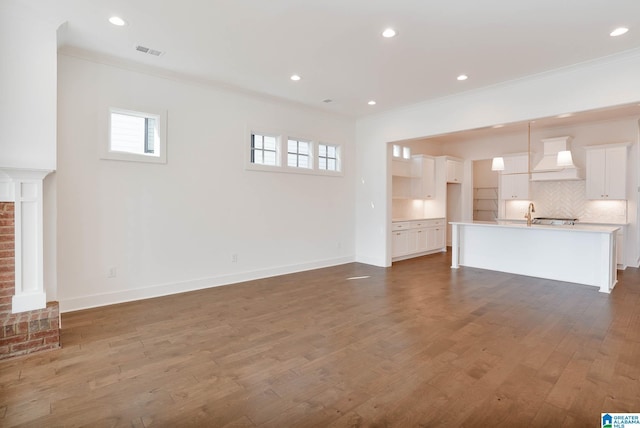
[498,154,530,200]
[446,159,463,183]
[500,173,530,200]
[391,155,436,200]
[502,154,529,174]
[391,158,412,177]
[411,155,436,199]
[585,143,629,200]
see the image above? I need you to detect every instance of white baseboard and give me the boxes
[59,256,355,313]
[354,254,388,267]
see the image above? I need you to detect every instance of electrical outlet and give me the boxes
[231,254,238,263]
[107,267,117,278]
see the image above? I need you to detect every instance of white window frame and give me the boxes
[251,133,281,167]
[245,126,343,176]
[102,107,167,164]
[317,143,341,174]
[246,130,282,172]
[286,138,313,170]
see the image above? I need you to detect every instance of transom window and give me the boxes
[287,139,311,168]
[247,130,342,175]
[318,144,339,171]
[103,107,167,164]
[251,134,279,166]
[110,110,160,156]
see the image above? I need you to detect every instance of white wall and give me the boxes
[0,2,59,303]
[355,48,640,267]
[57,54,356,312]
[0,1,57,170]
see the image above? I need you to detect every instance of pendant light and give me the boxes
[491,157,505,171]
[557,150,574,167]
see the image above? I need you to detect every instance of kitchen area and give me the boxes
[389,103,640,293]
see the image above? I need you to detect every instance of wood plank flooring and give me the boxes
[2,252,640,427]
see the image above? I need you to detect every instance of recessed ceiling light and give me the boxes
[610,27,629,37]
[109,16,127,26]
[492,124,505,129]
[290,75,301,81]
[382,28,397,38]
[557,113,573,118]
[457,74,468,81]
[368,100,376,106]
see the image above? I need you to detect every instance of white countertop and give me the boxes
[392,217,445,222]
[450,220,620,234]
[495,218,629,226]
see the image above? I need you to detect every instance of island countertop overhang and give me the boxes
[449,220,620,234]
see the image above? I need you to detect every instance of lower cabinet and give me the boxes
[392,218,446,260]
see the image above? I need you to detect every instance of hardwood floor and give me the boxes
[2,252,640,427]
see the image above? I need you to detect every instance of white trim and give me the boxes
[12,292,46,313]
[245,126,344,177]
[101,107,168,164]
[59,256,355,313]
[0,168,53,313]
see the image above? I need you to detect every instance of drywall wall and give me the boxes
[0,1,57,170]
[0,2,59,303]
[355,48,640,267]
[57,54,356,312]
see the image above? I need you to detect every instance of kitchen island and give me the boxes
[450,221,620,293]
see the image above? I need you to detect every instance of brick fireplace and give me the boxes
[0,170,60,359]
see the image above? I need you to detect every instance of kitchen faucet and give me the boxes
[525,202,535,227]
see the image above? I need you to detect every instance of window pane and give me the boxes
[299,142,309,155]
[110,111,160,157]
[319,144,327,157]
[328,159,336,171]
[264,150,276,166]
[264,136,276,151]
[319,158,327,170]
[253,134,263,149]
[299,155,309,168]
[145,118,156,153]
[287,153,297,167]
[252,149,262,164]
[288,140,297,153]
[328,146,336,158]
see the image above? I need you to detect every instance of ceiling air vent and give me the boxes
[135,45,164,57]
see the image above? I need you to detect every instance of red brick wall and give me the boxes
[0,202,15,313]
[0,202,60,359]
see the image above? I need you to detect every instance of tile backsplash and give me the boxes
[505,180,627,224]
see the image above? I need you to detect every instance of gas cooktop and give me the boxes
[532,217,578,225]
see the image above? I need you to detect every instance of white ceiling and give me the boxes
[24,0,640,117]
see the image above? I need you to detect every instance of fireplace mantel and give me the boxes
[0,167,53,313]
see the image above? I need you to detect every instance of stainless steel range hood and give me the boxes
[530,136,584,181]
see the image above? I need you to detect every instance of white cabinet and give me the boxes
[411,155,436,199]
[392,156,435,200]
[500,173,530,200]
[427,224,445,250]
[392,229,409,257]
[391,159,412,177]
[391,159,414,199]
[446,159,463,183]
[585,144,629,200]
[502,154,529,174]
[392,219,445,260]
